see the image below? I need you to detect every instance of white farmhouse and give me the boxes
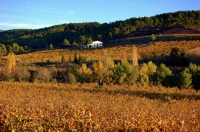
[83,41,103,48]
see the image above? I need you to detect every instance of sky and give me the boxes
[0,0,199,30]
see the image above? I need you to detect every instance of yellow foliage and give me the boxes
[15,40,200,64]
[7,51,16,72]
[0,82,200,131]
[77,63,92,76]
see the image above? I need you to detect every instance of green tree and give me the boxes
[19,46,25,53]
[108,32,113,39]
[154,63,173,87]
[12,43,19,53]
[137,61,157,86]
[188,63,200,90]
[49,43,54,50]
[168,14,173,20]
[113,28,120,38]
[72,41,79,47]
[97,34,102,41]
[0,44,7,56]
[86,37,93,44]
[137,63,149,86]
[63,39,70,47]
[177,68,192,88]
[79,35,86,45]
[114,61,133,85]
[150,34,156,41]
[24,46,31,52]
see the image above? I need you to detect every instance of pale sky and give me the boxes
[0,0,199,30]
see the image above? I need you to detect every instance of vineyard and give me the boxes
[0,82,200,131]
[16,40,200,64]
[1,39,200,131]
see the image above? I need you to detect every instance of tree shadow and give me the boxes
[71,87,200,101]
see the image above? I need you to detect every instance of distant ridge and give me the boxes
[0,10,200,50]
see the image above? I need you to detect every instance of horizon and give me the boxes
[0,0,200,30]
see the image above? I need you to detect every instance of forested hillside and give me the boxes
[0,10,200,50]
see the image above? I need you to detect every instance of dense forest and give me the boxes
[0,10,200,50]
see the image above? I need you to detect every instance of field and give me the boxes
[16,40,200,64]
[1,39,200,131]
[0,82,200,131]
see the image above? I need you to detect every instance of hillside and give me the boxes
[15,40,200,65]
[0,10,200,50]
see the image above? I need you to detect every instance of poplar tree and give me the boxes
[131,45,138,67]
[93,49,114,86]
[7,50,16,73]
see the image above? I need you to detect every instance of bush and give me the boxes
[0,67,14,81]
[114,61,133,84]
[154,63,173,87]
[76,63,92,83]
[169,47,189,66]
[177,69,192,88]
[67,72,77,84]
[14,67,30,82]
[34,67,52,83]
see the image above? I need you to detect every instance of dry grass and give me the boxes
[0,82,200,131]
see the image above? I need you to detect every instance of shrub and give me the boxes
[67,72,77,84]
[14,67,30,82]
[76,63,92,83]
[177,68,192,88]
[154,63,173,87]
[34,67,52,83]
[169,47,189,66]
[114,61,133,84]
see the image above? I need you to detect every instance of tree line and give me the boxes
[1,47,200,90]
[0,10,199,50]
[0,43,31,56]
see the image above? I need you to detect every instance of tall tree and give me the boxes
[7,50,16,73]
[92,49,114,86]
[131,45,138,67]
